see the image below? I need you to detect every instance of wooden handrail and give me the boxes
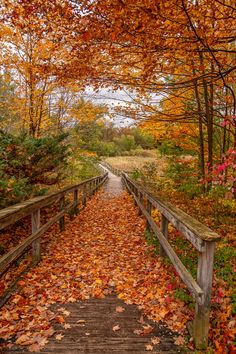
[100,161,126,176]
[121,172,220,350]
[0,172,108,307]
[0,175,105,231]
[124,174,220,245]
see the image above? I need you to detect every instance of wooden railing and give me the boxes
[0,172,108,307]
[100,161,124,176]
[122,173,220,350]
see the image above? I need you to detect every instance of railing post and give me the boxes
[91,180,94,195]
[133,186,137,206]
[31,209,41,264]
[59,195,65,231]
[73,189,79,216]
[193,241,215,349]
[160,214,169,257]
[82,184,87,207]
[138,192,143,215]
[146,199,152,231]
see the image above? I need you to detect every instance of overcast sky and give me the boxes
[83,87,161,126]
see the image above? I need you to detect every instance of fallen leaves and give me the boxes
[145,344,153,351]
[15,332,49,352]
[112,324,120,332]
[16,334,33,346]
[77,319,86,324]
[63,323,71,329]
[134,325,154,336]
[115,306,125,313]
[174,335,185,346]
[151,336,160,345]
[55,334,64,341]
[0,192,190,352]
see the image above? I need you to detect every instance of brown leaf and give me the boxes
[55,334,64,341]
[43,327,55,337]
[142,325,154,335]
[115,306,125,313]
[28,343,42,352]
[145,344,153,351]
[174,335,185,346]
[151,336,160,345]
[138,315,146,324]
[16,334,33,346]
[63,323,71,329]
[112,324,120,331]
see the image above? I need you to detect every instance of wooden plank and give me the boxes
[160,214,169,258]
[82,184,87,207]
[0,194,60,230]
[193,242,215,349]
[69,190,79,219]
[123,175,220,249]
[146,200,152,232]
[0,262,33,308]
[132,193,204,302]
[0,173,107,231]
[32,209,41,264]
[59,196,65,232]
[4,294,180,353]
[0,207,70,275]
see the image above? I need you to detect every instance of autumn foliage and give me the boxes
[0,0,235,194]
[0,1,235,352]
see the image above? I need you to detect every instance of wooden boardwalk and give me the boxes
[1,168,220,351]
[100,165,124,197]
[2,171,182,353]
[5,295,181,353]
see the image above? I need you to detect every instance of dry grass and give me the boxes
[104,150,167,174]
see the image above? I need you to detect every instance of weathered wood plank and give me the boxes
[123,174,220,248]
[32,209,41,264]
[121,172,219,349]
[59,195,65,232]
[132,192,204,302]
[146,199,152,232]
[4,295,181,353]
[0,173,108,231]
[160,214,169,258]
[0,172,107,286]
[73,189,79,216]
[0,262,33,308]
[193,242,215,349]
[0,204,73,276]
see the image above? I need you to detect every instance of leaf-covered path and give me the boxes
[100,165,123,197]
[1,173,191,353]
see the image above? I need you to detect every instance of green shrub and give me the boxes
[0,131,69,207]
[165,159,202,198]
[114,135,136,152]
[131,168,142,180]
[95,141,118,156]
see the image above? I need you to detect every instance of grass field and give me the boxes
[104,150,167,174]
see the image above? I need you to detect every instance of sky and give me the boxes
[83,87,161,127]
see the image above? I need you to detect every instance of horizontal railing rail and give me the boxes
[101,161,126,176]
[0,172,108,307]
[121,172,220,350]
